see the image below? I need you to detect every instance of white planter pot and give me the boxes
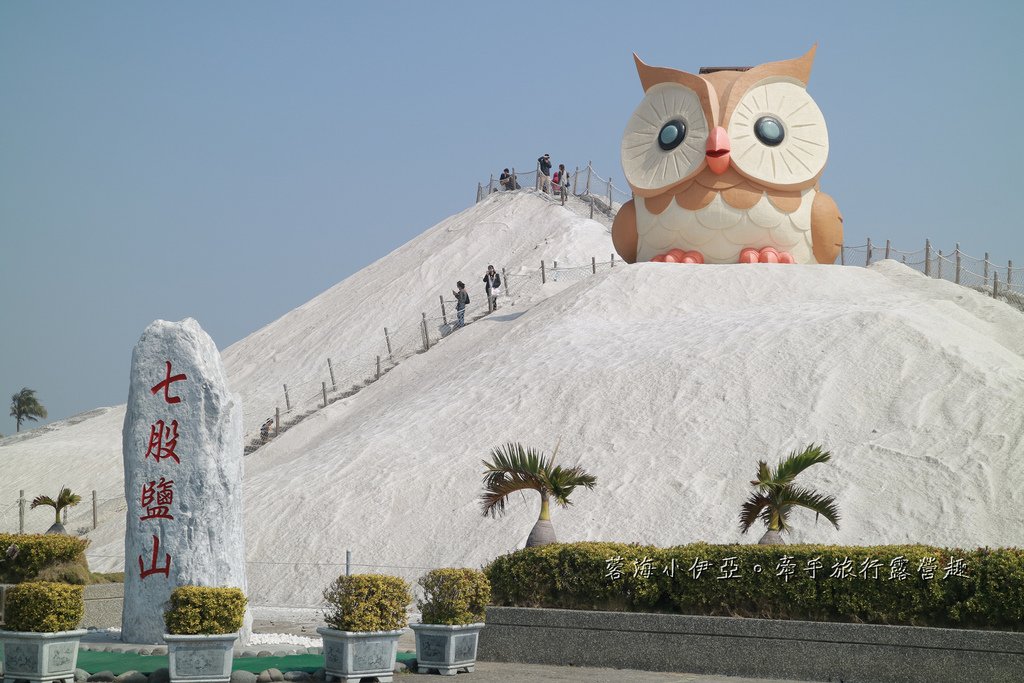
[0,628,87,683]
[316,626,402,683]
[164,633,238,683]
[410,622,484,676]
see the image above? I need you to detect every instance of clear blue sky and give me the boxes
[2,1,1022,434]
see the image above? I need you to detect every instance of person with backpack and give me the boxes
[452,281,470,328]
[552,163,569,199]
[538,153,552,193]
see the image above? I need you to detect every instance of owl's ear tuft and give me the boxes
[633,53,652,91]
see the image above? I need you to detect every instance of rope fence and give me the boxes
[477,161,631,220]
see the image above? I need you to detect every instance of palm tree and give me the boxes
[739,443,840,545]
[30,486,82,535]
[10,387,47,432]
[481,441,597,547]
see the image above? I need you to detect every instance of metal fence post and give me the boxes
[322,382,328,408]
[541,260,546,284]
[937,250,943,279]
[384,327,393,358]
[327,358,336,390]
[993,272,1000,298]
[924,239,931,276]
[955,244,961,285]
[866,238,872,266]
[1008,260,1014,288]
[421,313,430,350]
[283,384,291,411]
[275,406,280,435]
[439,295,448,326]
[592,256,597,274]
[376,355,381,380]
[92,490,98,530]
[885,239,891,260]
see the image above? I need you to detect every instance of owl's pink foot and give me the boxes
[738,247,795,264]
[651,248,704,264]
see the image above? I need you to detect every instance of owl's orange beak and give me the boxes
[706,126,731,175]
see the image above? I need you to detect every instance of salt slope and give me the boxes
[99,260,1024,608]
[0,191,613,533]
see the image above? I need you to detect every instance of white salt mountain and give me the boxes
[121,318,250,644]
[1,191,1023,612]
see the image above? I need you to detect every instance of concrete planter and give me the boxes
[164,633,238,683]
[0,628,88,683]
[479,606,1024,683]
[317,626,401,683]
[410,622,483,675]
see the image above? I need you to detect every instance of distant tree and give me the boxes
[10,387,47,432]
[30,486,82,535]
[481,441,597,547]
[739,443,840,545]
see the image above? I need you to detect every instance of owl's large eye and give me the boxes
[622,83,709,192]
[727,81,828,186]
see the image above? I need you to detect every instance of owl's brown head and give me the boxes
[621,46,829,197]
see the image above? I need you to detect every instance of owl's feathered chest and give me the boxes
[634,174,816,264]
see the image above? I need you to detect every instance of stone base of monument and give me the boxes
[164,633,238,683]
[316,627,401,683]
[409,622,483,676]
[0,628,88,683]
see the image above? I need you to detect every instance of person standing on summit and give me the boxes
[538,153,552,193]
[483,265,502,312]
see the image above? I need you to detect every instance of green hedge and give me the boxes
[323,574,411,632]
[0,533,90,584]
[485,542,1024,630]
[418,568,491,625]
[164,586,247,635]
[3,581,84,632]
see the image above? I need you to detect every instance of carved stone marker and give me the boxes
[121,318,249,644]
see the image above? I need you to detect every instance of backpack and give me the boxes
[552,171,560,184]
[465,292,470,304]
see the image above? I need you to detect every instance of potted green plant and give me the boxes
[0,581,87,683]
[410,568,490,675]
[163,586,247,683]
[317,574,411,683]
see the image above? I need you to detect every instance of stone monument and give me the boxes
[121,318,250,644]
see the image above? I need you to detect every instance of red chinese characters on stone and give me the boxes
[145,419,180,464]
[139,477,174,521]
[151,360,187,404]
[138,534,171,579]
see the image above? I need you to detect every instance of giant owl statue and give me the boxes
[611,46,843,265]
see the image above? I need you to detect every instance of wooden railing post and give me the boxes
[611,253,615,267]
[984,253,990,286]
[573,166,579,195]
[955,244,962,285]
[993,272,1000,298]
[19,490,25,533]
[1008,260,1014,288]
[283,384,291,411]
[275,406,280,436]
[384,327,393,358]
[839,243,845,266]
[439,295,448,326]
[421,312,430,350]
[541,260,546,284]
[592,256,597,274]
[327,358,336,390]
[92,490,98,529]
[924,239,931,276]
[866,238,872,266]
[885,239,891,260]
[376,355,382,380]
[322,382,328,408]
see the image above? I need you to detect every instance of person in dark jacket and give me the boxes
[538,153,552,193]
[452,281,469,328]
[483,265,502,312]
[499,168,513,191]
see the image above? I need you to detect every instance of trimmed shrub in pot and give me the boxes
[0,581,87,683]
[163,586,247,683]
[411,568,490,675]
[317,574,411,683]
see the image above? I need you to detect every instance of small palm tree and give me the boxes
[10,387,47,432]
[481,441,597,547]
[30,486,82,535]
[739,444,840,545]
